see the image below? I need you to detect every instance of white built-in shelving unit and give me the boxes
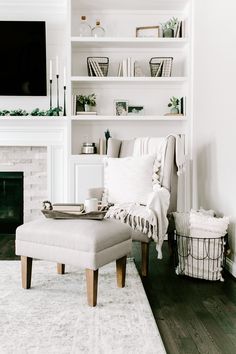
[0,0,193,205]
[67,0,193,203]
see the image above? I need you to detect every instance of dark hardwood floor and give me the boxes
[133,241,236,354]
[1,234,236,353]
[0,234,19,260]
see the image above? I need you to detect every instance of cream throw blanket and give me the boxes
[105,186,170,259]
[133,135,186,178]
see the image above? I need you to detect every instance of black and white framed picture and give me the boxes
[114,100,129,116]
[128,106,144,116]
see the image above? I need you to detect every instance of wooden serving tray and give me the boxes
[41,209,106,220]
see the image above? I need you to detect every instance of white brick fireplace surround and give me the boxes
[0,118,68,222]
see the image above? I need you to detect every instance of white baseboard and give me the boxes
[225,257,236,278]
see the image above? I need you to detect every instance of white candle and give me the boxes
[56,56,59,75]
[63,66,66,87]
[49,60,52,80]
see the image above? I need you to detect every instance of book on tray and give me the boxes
[52,203,84,212]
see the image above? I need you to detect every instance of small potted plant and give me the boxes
[168,96,180,114]
[77,93,96,112]
[161,17,178,38]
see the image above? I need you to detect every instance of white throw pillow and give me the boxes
[104,155,155,204]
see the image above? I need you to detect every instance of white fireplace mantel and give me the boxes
[0,118,69,203]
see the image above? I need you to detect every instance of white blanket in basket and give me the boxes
[175,210,229,281]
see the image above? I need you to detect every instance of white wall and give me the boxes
[193,0,236,274]
[0,0,66,111]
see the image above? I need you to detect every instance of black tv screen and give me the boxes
[0,21,46,96]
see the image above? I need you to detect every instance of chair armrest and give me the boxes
[88,188,104,201]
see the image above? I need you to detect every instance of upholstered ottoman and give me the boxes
[16,218,132,306]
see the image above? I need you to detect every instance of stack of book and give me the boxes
[53,203,84,214]
[88,58,104,77]
[117,57,135,77]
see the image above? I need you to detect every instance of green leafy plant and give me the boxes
[168,96,180,109]
[30,108,46,116]
[161,17,178,31]
[77,94,96,107]
[44,107,63,116]
[0,110,10,116]
[9,109,28,116]
[0,107,62,116]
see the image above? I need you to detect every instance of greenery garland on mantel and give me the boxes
[0,107,63,117]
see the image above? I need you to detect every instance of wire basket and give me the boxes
[174,232,227,281]
[87,57,109,77]
[149,57,173,77]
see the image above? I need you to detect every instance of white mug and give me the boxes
[84,198,98,213]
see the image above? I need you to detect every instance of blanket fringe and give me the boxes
[105,206,158,243]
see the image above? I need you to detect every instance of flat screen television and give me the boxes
[0,21,47,96]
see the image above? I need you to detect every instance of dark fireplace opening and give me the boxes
[0,172,23,235]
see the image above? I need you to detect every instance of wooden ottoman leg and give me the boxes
[141,242,149,277]
[57,263,65,275]
[116,256,127,288]
[21,256,32,289]
[86,269,98,307]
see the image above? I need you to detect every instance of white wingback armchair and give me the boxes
[89,135,178,276]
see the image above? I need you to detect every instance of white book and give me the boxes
[127,57,131,77]
[155,61,163,77]
[184,96,187,115]
[88,60,94,76]
[175,21,181,38]
[117,62,122,77]
[181,20,185,38]
[89,59,99,76]
[174,21,180,38]
[94,60,104,77]
[53,203,84,212]
[130,57,135,77]
[122,59,127,77]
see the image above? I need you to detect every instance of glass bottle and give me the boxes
[78,16,92,37]
[92,20,105,38]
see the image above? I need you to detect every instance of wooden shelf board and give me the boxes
[71,37,188,49]
[71,115,187,121]
[71,76,187,84]
[72,0,189,12]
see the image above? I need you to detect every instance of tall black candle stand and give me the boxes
[63,86,66,116]
[49,79,52,109]
[56,74,59,116]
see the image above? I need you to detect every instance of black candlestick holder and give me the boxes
[56,74,59,116]
[63,86,66,116]
[49,79,52,109]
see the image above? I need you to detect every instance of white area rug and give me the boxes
[0,260,166,354]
